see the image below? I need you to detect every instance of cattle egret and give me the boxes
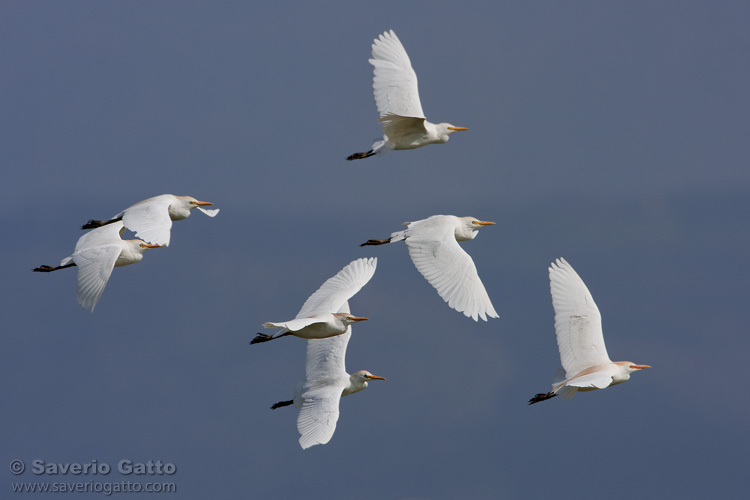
[528,258,651,404]
[361,215,498,321]
[81,194,219,246]
[271,302,385,449]
[347,30,467,160]
[251,257,377,344]
[33,221,160,312]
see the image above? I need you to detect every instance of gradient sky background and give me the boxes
[2,1,749,499]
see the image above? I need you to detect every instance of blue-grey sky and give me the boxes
[3,1,749,499]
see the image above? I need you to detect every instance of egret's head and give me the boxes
[334,313,369,325]
[352,370,386,383]
[617,361,651,374]
[455,217,495,240]
[445,123,468,134]
[177,195,214,209]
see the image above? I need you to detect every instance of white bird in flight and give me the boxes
[251,257,377,344]
[33,221,160,312]
[528,258,651,404]
[270,302,385,449]
[81,194,219,247]
[361,215,498,321]
[347,30,468,160]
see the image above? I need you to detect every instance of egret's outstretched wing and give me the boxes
[119,195,175,246]
[73,245,121,312]
[297,381,346,449]
[404,217,497,321]
[73,220,126,254]
[305,303,352,381]
[370,30,425,119]
[296,258,377,319]
[297,303,352,449]
[549,258,610,377]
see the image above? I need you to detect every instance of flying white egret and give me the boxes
[33,221,160,312]
[347,30,468,160]
[528,258,651,404]
[361,215,498,321]
[251,257,377,344]
[81,194,219,246]
[271,302,385,449]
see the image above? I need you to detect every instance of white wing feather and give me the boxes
[370,30,425,119]
[549,258,611,377]
[65,222,129,312]
[297,303,352,449]
[119,195,175,247]
[296,258,377,319]
[72,245,121,312]
[403,217,497,321]
[72,220,126,254]
[196,206,220,217]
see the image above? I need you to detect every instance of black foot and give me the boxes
[33,263,75,272]
[346,150,375,161]
[81,217,121,230]
[33,265,57,272]
[250,333,274,345]
[528,392,557,405]
[360,238,391,247]
[271,400,293,410]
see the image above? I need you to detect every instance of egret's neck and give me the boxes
[342,376,368,397]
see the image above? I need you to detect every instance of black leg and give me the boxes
[346,150,376,161]
[528,391,557,405]
[33,262,76,272]
[360,238,391,247]
[81,216,122,230]
[270,400,293,410]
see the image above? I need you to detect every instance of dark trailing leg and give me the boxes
[81,217,122,230]
[360,238,391,247]
[250,333,274,345]
[33,263,76,272]
[271,400,293,410]
[346,150,376,161]
[528,392,557,405]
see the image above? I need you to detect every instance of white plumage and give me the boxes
[252,258,377,344]
[33,221,160,312]
[529,258,650,404]
[362,215,498,321]
[82,194,219,247]
[347,30,467,160]
[272,302,385,449]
